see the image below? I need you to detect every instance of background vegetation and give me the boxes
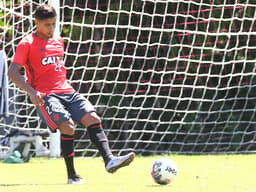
[1,0,256,155]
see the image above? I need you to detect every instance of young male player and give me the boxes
[8,4,135,184]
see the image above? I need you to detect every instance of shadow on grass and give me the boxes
[0,183,66,187]
[146,184,173,187]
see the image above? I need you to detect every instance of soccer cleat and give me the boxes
[67,174,84,184]
[106,152,135,173]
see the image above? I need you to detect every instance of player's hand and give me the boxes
[29,91,45,106]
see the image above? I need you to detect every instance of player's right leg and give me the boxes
[36,94,84,184]
[59,119,84,184]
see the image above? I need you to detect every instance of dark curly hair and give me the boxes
[34,4,56,20]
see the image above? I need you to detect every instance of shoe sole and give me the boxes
[67,180,85,184]
[107,152,135,173]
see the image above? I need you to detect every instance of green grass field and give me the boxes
[0,154,255,192]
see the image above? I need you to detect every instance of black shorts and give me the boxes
[37,92,95,133]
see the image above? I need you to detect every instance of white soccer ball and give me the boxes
[150,158,178,185]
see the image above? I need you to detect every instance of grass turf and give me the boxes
[0,154,255,192]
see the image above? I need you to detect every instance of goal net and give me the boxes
[1,0,256,156]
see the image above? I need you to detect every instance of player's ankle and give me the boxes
[104,154,114,166]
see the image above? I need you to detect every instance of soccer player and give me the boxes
[8,4,135,184]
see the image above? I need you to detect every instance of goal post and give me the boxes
[48,0,61,158]
[1,0,256,157]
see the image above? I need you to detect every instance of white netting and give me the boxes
[1,0,256,156]
[0,0,49,154]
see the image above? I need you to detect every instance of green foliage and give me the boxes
[3,0,256,154]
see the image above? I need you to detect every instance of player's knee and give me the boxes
[89,112,101,123]
[59,119,75,135]
[81,112,101,127]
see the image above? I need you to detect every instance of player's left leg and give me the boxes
[80,112,135,173]
[67,92,135,173]
[64,92,114,163]
[80,112,114,164]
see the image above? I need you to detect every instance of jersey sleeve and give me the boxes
[12,40,30,67]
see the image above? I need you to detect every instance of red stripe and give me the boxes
[39,106,58,131]
[61,136,74,140]
[40,106,57,129]
[68,152,74,157]
[90,124,102,129]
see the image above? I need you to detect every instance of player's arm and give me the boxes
[8,62,44,106]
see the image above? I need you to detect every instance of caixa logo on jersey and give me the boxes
[42,56,63,65]
[41,56,63,71]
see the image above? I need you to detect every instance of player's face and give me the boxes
[35,17,56,40]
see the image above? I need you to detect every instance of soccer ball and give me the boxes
[150,158,178,185]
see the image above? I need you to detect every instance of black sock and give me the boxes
[61,134,76,178]
[87,123,113,165]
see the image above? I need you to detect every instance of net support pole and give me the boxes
[48,0,61,158]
